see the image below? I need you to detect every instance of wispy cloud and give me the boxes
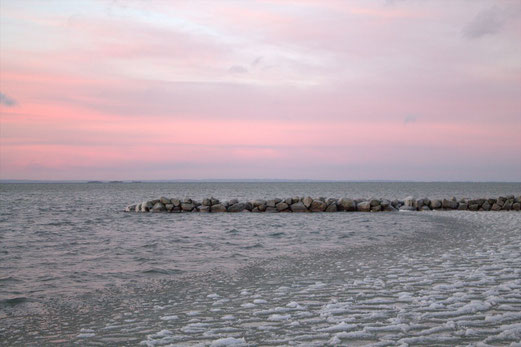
[0,93,17,107]
[229,65,248,74]
[462,6,506,39]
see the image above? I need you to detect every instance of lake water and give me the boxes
[1,182,520,346]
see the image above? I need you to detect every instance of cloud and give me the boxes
[462,6,506,39]
[404,114,419,124]
[229,65,248,74]
[0,93,17,106]
[250,56,262,67]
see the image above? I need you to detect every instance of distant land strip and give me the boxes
[126,196,521,213]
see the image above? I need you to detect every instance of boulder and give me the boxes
[357,201,371,212]
[380,199,391,208]
[135,204,141,212]
[292,197,300,203]
[228,203,247,212]
[468,204,479,211]
[285,197,293,205]
[310,200,327,212]
[229,199,239,205]
[290,202,308,212]
[152,202,166,212]
[339,198,356,211]
[165,204,174,212]
[171,198,181,207]
[482,201,491,211]
[211,204,226,213]
[512,203,521,211]
[181,203,194,212]
[202,198,212,206]
[458,203,468,210]
[160,197,170,204]
[265,206,278,213]
[266,200,277,208]
[370,199,380,207]
[276,202,289,212]
[423,198,431,207]
[403,196,416,209]
[141,201,153,212]
[391,199,402,208]
[442,199,458,209]
[210,197,220,205]
[502,201,512,211]
[125,204,136,212]
[384,205,397,212]
[253,199,266,207]
[431,199,442,209]
[420,205,431,211]
[370,205,382,212]
[257,204,266,212]
[326,203,338,212]
[491,203,501,211]
[198,206,210,213]
[183,198,192,204]
[302,196,313,209]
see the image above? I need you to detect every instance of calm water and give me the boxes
[1,182,520,346]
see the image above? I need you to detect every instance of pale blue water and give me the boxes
[1,182,520,345]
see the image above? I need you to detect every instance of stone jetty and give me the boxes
[125,195,521,213]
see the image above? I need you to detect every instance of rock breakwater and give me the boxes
[125,195,521,213]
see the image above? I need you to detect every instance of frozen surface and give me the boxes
[3,211,520,345]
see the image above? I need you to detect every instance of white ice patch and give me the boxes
[160,315,179,321]
[210,337,247,346]
[267,314,291,321]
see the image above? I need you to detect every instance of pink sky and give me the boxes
[1,0,520,181]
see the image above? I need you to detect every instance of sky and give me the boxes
[0,0,520,181]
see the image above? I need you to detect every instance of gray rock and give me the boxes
[292,197,300,204]
[370,205,382,212]
[458,202,468,210]
[420,205,431,211]
[266,200,277,208]
[380,199,391,208]
[290,202,307,212]
[491,203,501,211]
[229,199,239,205]
[160,197,170,204]
[285,198,293,205]
[357,201,371,212]
[502,201,512,211]
[423,198,431,207]
[135,204,141,212]
[152,202,166,212]
[276,202,289,212]
[274,198,282,204]
[302,197,313,209]
[210,197,220,205]
[326,198,338,206]
[339,198,356,211]
[512,202,520,211]
[141,201,153,212]
[403,196,416,209]
[257,204,266,212]
[181,203,194,212]
[198,206,210,213]
[202,198,212,206]
[468,204,479,211]
[125,204,136,212]
[211,204,226,213]
[326,203,338,212]
[165,204,174,212]
[183,198,192,204]
[442,199,458,209]
[253,199,266,207]
[171,198,181,207]
[391,199,401,208]
[228,203,246,212]
[265,206,278,213]
[384,205,397,212]
[251,207,260,213]
[430,199,442,209]
[482,201,491,211]
[310,200,327,212]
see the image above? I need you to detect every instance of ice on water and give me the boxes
[60,211,521,346]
